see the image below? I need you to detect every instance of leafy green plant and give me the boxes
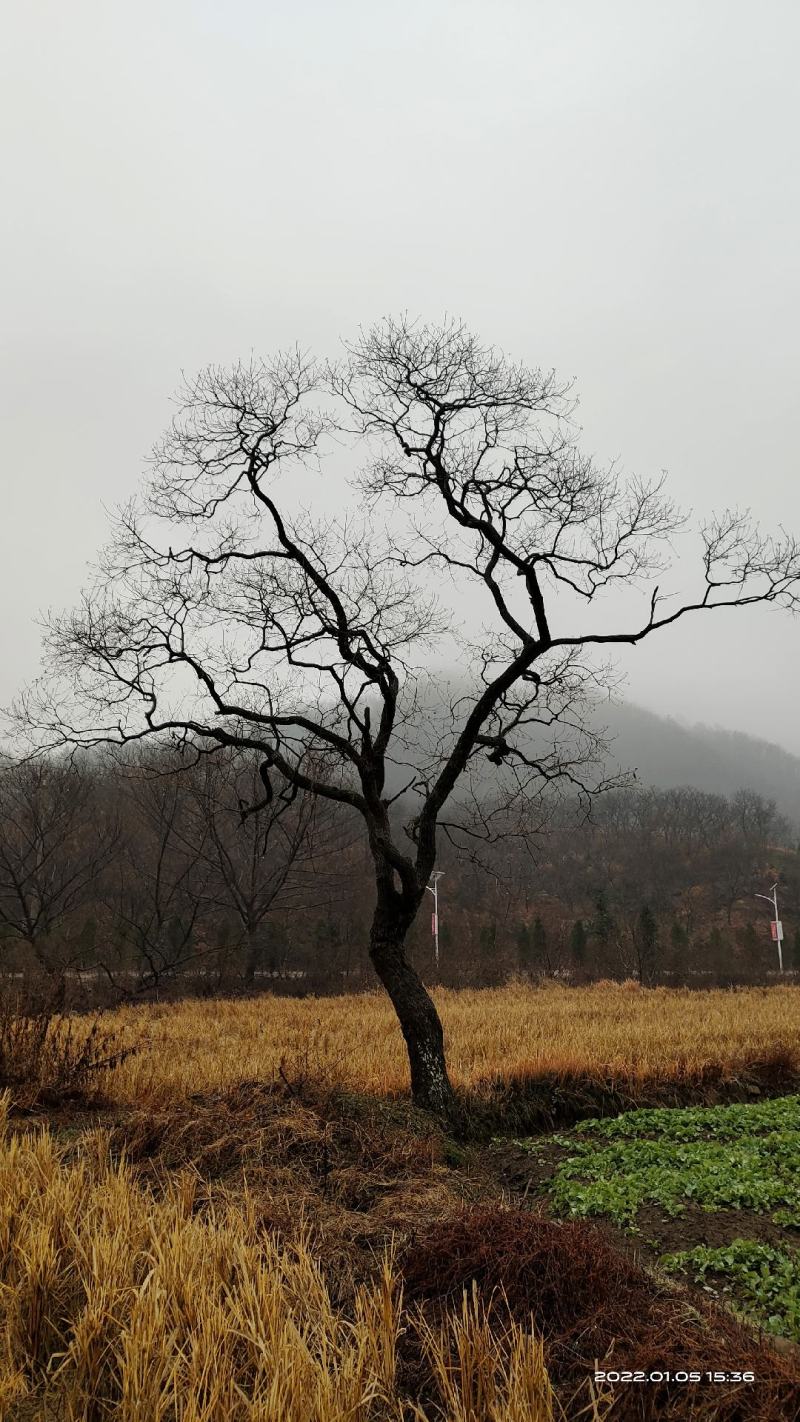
[661,1239,800,1342]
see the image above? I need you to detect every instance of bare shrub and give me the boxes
[0,986,135,1107]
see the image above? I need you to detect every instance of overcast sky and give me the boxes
[2,1,799,752]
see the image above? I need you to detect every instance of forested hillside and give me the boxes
[2,724,797,1003]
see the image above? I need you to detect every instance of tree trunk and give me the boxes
[243,922,260,985]
[368,901,458,1124]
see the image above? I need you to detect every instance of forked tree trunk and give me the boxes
[368,899,458,1124]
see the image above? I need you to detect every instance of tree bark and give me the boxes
[368,899,458,1124]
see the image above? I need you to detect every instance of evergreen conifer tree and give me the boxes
[531,916,547,967]
[516,921,532,974]
[637,904,658,984]
[569,919,587,964]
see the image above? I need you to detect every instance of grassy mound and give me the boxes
[402,1208,799,1420]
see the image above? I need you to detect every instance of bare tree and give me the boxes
[16,318,800,1120]
[185,746,356,984]
[0,757,117,974]
[709,790,788,923]
[106,754,211,995]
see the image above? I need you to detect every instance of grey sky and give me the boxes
[2,1,798,750]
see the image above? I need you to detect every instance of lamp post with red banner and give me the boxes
[755,882,783,973]
[426,871,444,971]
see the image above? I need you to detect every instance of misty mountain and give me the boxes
[598,702,800,829]
[382,679,800,832]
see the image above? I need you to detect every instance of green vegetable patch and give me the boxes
[510,1095,800,1345]
[515,1095,800,1227]
[571,1094,800,1144]
[661,1239,800,1343]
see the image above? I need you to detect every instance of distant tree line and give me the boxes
[441,784,798,987]
[0,752,796,1005]
[0,748,364,1003]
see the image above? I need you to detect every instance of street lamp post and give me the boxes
[755,882,783,973]
[426,871,444,970]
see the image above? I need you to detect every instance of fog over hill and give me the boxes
[599,702,800,829]
[383,678,800,833]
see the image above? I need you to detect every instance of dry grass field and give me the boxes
[101,981,800,1108]
[3,983,800,1420]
